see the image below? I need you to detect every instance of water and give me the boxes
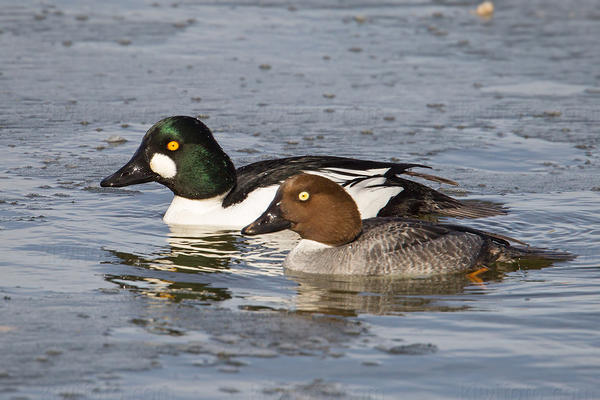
[1,0,599,399]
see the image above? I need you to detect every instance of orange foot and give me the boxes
[467,266,489,285]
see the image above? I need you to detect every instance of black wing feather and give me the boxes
[223,155,430,207]
[377,170,507,219]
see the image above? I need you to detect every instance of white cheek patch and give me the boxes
[149,153,177,179]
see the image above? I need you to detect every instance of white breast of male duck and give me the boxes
[163,185,279,228]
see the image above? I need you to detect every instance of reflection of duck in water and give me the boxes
[103,229,241,302]
[287,272,479,316]
[167,224,298,274]
[100,116,505,228]
[103,227,297,303]
[113,227,240,273]
[243,174,573,277]
[104,271,232,303]
[285,258,554,316]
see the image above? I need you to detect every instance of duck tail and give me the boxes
[402,170,459,186]
[438,199,508,219]
[498,244,576,262]
[380,171,508,220]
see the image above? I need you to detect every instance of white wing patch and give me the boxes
[150,153,177,179]
[303,167,389,184]
[343,177,403,219]
[302,168,403,219]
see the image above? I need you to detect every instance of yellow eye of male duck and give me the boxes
[167,141,179,151]
[298,191,310,201]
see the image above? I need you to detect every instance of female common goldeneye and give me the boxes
[100,116,504,228]
[242,174,572,276]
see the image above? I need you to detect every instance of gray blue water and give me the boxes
[1,0,599,399]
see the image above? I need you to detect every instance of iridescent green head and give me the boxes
[100,116,236,199]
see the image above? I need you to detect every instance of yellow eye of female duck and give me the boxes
[298,191,310,201]
[167,141,180,151]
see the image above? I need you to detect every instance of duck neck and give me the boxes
[297,203,362,247]
[170,145,237,199]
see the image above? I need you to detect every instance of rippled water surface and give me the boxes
[1,0,599,399]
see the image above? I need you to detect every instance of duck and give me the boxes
[241,174,572,276]
[100,115,504,229]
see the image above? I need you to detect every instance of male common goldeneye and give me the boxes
[242,174,572,276]
[100,116,504,228]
